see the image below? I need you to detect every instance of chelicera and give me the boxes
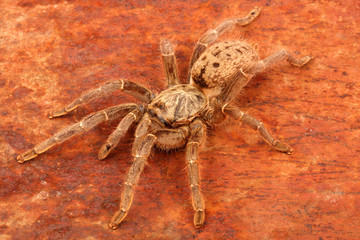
[17,7,312,229]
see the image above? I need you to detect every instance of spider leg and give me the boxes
[98,111,146,160]
[215,50,312,108]
[109,133,157,229]
[187,7,261,82]
[160,39,180,87]
[186,119,206,228]
[17,103,139,163]
[216,71,252,109]
[248,49,312,75]
[223,105,292,154]
[50,80,154,118]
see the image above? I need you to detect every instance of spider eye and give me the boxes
[156,102,165,109]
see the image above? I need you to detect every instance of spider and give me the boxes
[17,7,312,229]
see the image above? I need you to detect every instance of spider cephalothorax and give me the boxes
[148,84,207,127]
[17,7,312,229]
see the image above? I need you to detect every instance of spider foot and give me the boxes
[247,7,261,20]
[291,55,313,67]
[273,140,292,155]
[49,108,68,119]
[109,210,127,230]
[194,210,205,228]
[98,143,114,160]
[16,155,25,163]
[17,149,37,163]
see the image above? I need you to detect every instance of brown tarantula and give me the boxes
[17,7,312,229]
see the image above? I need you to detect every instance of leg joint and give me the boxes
[271,139,279,146]
[79,121,86,130]
[124,182,133,187]
[199,29,218,46]
[128,112,138,121]
[187,141,199,146]
[119,79,125,90]
[190,184,200,189]
[186,160,198,165]
[102,110,109,121]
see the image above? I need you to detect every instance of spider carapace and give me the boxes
[17,7,312,229]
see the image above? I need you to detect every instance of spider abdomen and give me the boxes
[148,85,207,127]
[191,41,259,89]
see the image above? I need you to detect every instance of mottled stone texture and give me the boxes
[1,0,359,239]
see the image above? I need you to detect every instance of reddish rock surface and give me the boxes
[1,0,359,239]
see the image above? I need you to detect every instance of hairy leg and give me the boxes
[17,103,139,163]
[160,39,180,87]
[187,7,261,81]
[220,50,312,106]
[186,119,206,228]
[98,110,145,160]
[248,49,312,75]
[50,80,154,118]
[109,133,156,229]
[223,106,292,154]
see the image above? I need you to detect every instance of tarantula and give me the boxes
[17,7,312,229]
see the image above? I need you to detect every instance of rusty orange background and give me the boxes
[1,0,359,239]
